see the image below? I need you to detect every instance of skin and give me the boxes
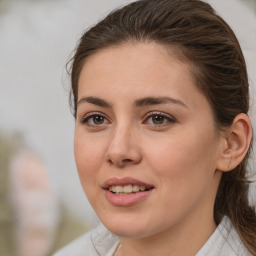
[74,43,233,256]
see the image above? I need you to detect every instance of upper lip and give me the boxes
[102,177,154,189]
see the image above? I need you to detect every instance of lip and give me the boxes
[102,176,154,189]
[102,177,155,207]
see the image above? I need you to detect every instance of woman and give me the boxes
[55,0,256,255]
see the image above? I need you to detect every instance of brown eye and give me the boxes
[93,115,105,125]
[144,112,176,128]
[80,113,108,127]
[152,115,165,124]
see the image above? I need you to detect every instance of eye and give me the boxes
[79,112,109,127]
[144,112,176,127]
[151,114,166,124]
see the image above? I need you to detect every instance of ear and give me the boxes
[216,113,252,172]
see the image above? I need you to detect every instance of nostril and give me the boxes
[107,158,133,168]
[122,159,132,164]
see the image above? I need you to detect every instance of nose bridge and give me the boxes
[110,120,135,154]
[106,119,141,167]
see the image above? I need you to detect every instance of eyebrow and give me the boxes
[135,97,188,108]
[77,96,112,108]
[77,96,188,109]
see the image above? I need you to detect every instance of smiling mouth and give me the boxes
[103,178,155,206]
[108,184,154,195]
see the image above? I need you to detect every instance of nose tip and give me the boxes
[108,156,137,168]
[105,129,142,168]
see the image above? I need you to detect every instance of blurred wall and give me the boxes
[0,0,255,232]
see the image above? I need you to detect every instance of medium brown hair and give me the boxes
[69,0,256,253]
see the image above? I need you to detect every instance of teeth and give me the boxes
[109,186,116,192]
[123,185,133,193]
[109,184,147,193]
[133,185,140,192]
[116,186,123,193]
[140,186,145,191]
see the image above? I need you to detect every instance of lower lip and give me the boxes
[104,189,154,207]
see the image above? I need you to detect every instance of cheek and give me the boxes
[144,134,219,224]
[145,130,219,193]
[74,134,105,187]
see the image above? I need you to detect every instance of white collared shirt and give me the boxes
[53,216,251,256]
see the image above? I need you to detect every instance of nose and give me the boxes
[105,125,142,168]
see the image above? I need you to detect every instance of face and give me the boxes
[74,43,224,239]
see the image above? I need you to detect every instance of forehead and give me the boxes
[79,43,196,91]
[78,43,204,104]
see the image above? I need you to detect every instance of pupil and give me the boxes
[153,115,164,124]
[93,115,104,124]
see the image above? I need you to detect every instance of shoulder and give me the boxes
[220,217,251,256]
[196,216,251,256]
[53,223,120,256]
[53,232,92,256]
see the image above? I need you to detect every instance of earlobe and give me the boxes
[216,113,252,172]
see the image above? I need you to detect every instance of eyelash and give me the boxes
[143,111,176,128]
[79,111,176,128]
[79,112,109,127]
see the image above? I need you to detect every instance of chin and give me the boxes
[108,226,150,239]
[100,212,154,238]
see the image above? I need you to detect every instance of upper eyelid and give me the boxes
[83,111,106,118]
[79,111,109,121]
[144,111,176,120]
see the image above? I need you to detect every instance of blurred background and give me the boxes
[0,0,255,255]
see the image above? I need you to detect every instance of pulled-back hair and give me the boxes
[69,0,256,253]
